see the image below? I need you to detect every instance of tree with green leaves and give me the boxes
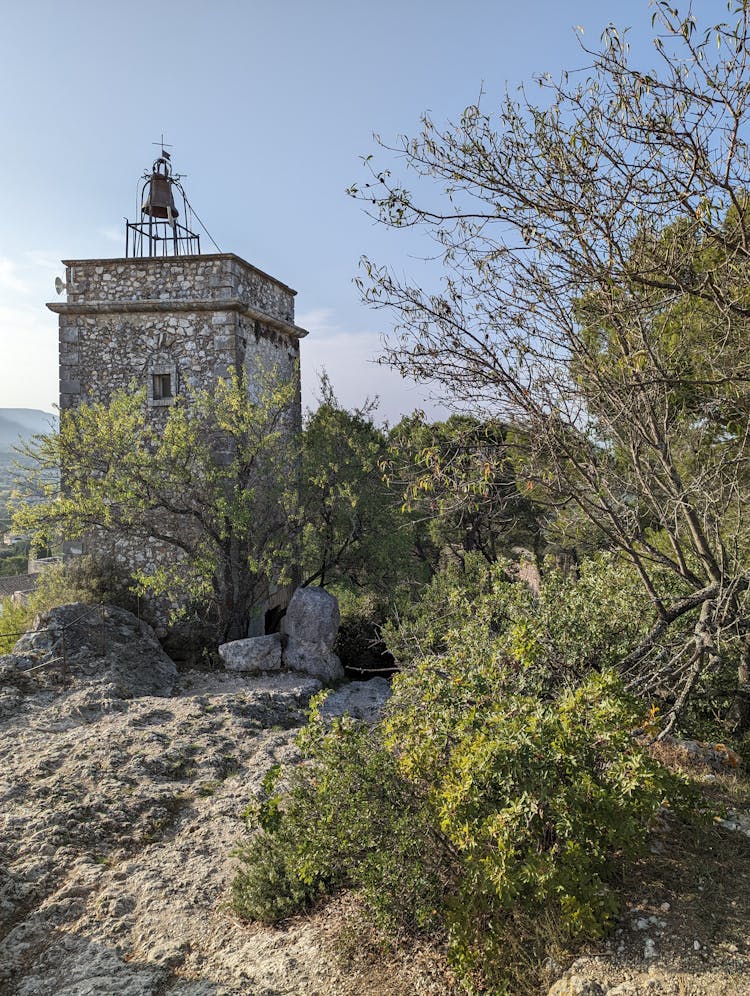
[13,371,298,643]
[301,375,425,593]
[387,412,544,568]
[351,2,750,731]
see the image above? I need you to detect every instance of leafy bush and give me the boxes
[381,552,505,664]
[0,554,29,577]
[0,557,150,657]
[332,588,395,673]
[0,597,33,654]
[232,714,445,930]
[234,659,691,993]
[29,556,139,617]
[502,554,653,675]
[386,663,691,989]
[385,551,653,680]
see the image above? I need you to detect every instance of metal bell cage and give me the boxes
[125,153,201,258]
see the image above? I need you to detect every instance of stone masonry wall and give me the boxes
[48,253,307,639]
[63,254,296,318]
[53,254,304,415]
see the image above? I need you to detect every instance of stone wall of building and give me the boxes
[51,254,305,416]
[48,252,307,643]
[62,254,296,318]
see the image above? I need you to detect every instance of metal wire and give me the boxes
[179,185,222,253]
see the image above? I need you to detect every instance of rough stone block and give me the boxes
[318,678,392,723]
[281,587,339,651]
[218,633,282,673]
[282,639,344,684]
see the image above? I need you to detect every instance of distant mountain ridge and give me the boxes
[0,409,56,452]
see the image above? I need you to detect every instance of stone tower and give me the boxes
[50,253,307,417]
[47,151,307,639]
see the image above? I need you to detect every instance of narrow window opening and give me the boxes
[153,373,173,401]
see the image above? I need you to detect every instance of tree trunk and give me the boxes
[217,542,256,643]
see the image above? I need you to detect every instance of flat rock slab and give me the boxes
[319,678,392,723]
[218,633,282,673]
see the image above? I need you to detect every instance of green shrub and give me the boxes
[0,557,146,657]
[381,552,503,665]
[29,556,138,616]
[384,551,656,681]
[233,556,698,991]
[388,663,691,989]
[0,597,33,654]
[0,554,29,577]
[233,663,691,993]
[232,717,446,930]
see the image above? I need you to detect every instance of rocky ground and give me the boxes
[0,605,450,996]
[1,604,749,995]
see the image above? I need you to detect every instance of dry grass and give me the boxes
[313,892,459,995]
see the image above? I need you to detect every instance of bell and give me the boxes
[142,169,179,220]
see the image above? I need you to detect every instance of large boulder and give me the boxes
[282,642,345,684]
[281,586,339,651]
[281,587,344,684]
[10,603,178,697]
[218,633,282,673]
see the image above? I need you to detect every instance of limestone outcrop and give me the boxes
[0,609,399,995]
[12,602,178,696]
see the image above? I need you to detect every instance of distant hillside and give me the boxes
[0,409,56,452]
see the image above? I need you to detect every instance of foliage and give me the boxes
[384,551,653,684]
[233,557,696,990]
[0,597,33,654]
[232,713,442,930]
[0,555,28,577]
[387,413,544,567]
[0,555,147,656]
[28,556,137,617]
[301,376,425,595]
[13,369,298,642]
[382,552,506,665]
[0,537,31,578]
[234,654,689,993]
[350,1,750,730]
[502,555,662,678]
[387,666,690,990]
[332,587,395,673]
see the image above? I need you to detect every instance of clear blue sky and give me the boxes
[0,0,719,422]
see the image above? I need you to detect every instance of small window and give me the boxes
[148,361,178,406]
[152,373,173,401]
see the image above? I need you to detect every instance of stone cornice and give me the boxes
[46,298,309,340]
